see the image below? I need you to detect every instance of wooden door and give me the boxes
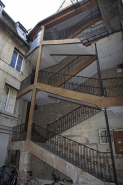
[113,131,123,154]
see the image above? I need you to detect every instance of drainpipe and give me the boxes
[95,43,118,184]
[95,43,104,96]
[104,109,118,185]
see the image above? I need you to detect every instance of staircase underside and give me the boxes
[9,141,114,185]
[68,16,102,39]
[53,55,96,87]
[17,83,123,108]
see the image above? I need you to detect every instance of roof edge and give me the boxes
[27,2,74,39]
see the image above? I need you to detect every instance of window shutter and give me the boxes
[6,88,16,113]
[0,86,9,110]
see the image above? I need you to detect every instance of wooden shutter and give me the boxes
[6,88,16,113]
[113,131,123,154]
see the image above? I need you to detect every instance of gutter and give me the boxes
[0,17,30,48]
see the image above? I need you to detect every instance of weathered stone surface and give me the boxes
[98,0,121,33]
[9,140,115,185]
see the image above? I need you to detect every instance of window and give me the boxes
[0,84,17,113]
[99,129,113,144]
[10,50,23,72]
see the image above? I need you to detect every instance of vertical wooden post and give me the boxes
[26,25,45,140]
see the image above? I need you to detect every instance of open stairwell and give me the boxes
[11,104,115,184]
[10,122,114,184]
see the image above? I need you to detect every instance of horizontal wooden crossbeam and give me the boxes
[36,83,123,108]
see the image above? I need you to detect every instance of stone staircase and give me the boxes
[31,124,114,183]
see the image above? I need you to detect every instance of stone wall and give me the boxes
[92,66,123,79]
[98,0,121,33]
[0,26,33,127]
[0,21,33,165]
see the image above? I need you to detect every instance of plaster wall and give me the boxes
[77,32,123,78]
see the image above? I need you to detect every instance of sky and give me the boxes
[2,0,64,30]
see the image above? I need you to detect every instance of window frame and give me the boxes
[10,49,23,73]
[99,129,113,144]
[0,84,17,114]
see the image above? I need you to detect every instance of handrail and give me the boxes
[20,69,123,97]
[40,70,99,80]
[44,8,101,40]
[12,123,27,141]
[58,9,101,39]
[47,105,100,134]
[48,56,79,79]
[31,123,114,182]
[32,123,110,154]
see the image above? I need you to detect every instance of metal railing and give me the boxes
[48,56,90,82]
[47,105,100,134]
[44,9,101,40]
[11,123,27,141]
[19,72,35,92]
[20,70,123,97]
[80,23,108,44]
[31,123,114,182]
[38,71,102,96]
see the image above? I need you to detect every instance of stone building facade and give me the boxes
[0,1,33,166]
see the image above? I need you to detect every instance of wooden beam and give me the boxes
[28,0,98,41]
[17,85,34,99]
[67,16,102,39]
[26,87,37,140]
[53,55,96,87]
[42,38,82,45]
[34,27,45,84]
[36,83,123,108]
[26,26,45,140]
